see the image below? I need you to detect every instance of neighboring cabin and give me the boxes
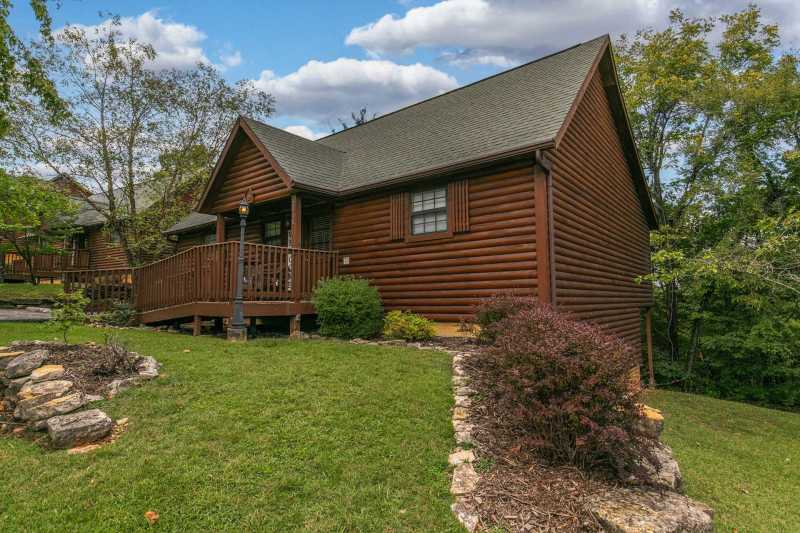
[166,35,656,348]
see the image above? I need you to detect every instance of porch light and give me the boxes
[238,198,250,218]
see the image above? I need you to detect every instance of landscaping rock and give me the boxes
[46,409,113,449]
[107,377,141,398]
[636,442,683,492]
[0,351,24,370]
[451,501,480,532]
[588,487,713,533]
[29,365,65,383]
[5,349,48,378]
[135,356,160,379]
[636,404,665,439]
[4,375,32,399]
[450,463,479,495]
[453,406,469,420]
[448,449,475,466]
[18,379,73,401]
[14,391,85,421]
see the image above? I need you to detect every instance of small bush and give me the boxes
[312,276,383,339]
[383,310,436,341]
[100,300,137,327]
[49,290,89,343]
[474,298,653,479]
[474,294,536,344]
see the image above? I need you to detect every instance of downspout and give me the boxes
[534,149,556,307]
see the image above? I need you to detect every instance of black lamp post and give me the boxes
[227,196,250,341]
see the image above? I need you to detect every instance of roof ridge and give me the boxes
[242,116,347,154]
[316,34,610,143]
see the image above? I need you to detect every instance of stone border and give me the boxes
[1,341,161,449]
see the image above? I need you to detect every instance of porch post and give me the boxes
[290,193,302,338]
[291,193,302,248]
[216,214,225,243]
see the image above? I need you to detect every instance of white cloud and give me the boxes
[219,49,242,68]
[253,58,458,125]
[60,11,243,71]
[347,0,800,66]
[284,125,326,140]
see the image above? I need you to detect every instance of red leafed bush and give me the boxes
[474,294,537,344]
[474,298,654,478]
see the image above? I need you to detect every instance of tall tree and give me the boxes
[617,6,800,404]
[2,17,274,265]
[0,0,64,139]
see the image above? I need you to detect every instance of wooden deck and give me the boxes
[2,250,90,281]
[63,242,338,326]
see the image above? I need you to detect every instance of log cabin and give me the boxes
[158,34,656,348]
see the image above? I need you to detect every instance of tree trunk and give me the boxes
[665,281,680,360]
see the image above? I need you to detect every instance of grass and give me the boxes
[647,389,800,532]
[0,323,460,532]
[0,282,63,301]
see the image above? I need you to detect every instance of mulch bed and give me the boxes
[460,347,617,532]
[13,342,141,396]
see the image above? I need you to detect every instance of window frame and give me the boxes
[263,218,285,247]
[405,184,453,242]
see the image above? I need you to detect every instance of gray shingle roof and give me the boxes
[244,118,344,191]
[164,212,217,235]
[315,36,606,191]
[242,36,605,194]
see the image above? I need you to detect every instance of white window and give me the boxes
[411,187,447,235]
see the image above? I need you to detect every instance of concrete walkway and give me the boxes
[0,307,51,322]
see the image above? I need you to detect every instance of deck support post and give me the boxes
[192,315,201,337]
[289,314,301,338]
[645,307,655,388]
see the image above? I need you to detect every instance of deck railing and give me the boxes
[131,242,338,313]
[63,268,134,311]
[2,249,90,279]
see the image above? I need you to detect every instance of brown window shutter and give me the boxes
[448,179,470,233]
[390,192,407,241]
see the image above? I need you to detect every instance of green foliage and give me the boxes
[312,276,383,339]
[0,173,78,283]
[49,290,89,343]
[0,0,65,139]
[618,6,800,406]
[100,300,138,327]
[382,310,435,341]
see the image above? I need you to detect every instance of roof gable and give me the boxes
[198,120,295,213]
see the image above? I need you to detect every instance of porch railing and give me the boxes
[2,249,90,278]
[131,242,339,313]
[63,268,134,311]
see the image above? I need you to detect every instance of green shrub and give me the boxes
[383,310,436,341]
[49,290,89,343]
[312,276,383,339]
[100,300,138,327]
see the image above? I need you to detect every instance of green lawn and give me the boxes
[648,389,800,532]
[0,282,63,301]
[0,324,460,532]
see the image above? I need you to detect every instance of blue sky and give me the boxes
[9,0,799,139]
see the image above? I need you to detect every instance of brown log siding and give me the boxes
[334,165,539,321]
[209,134,290,213]
[550,71,652,348]
[87,227,129,270]
[175,230,214,253]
